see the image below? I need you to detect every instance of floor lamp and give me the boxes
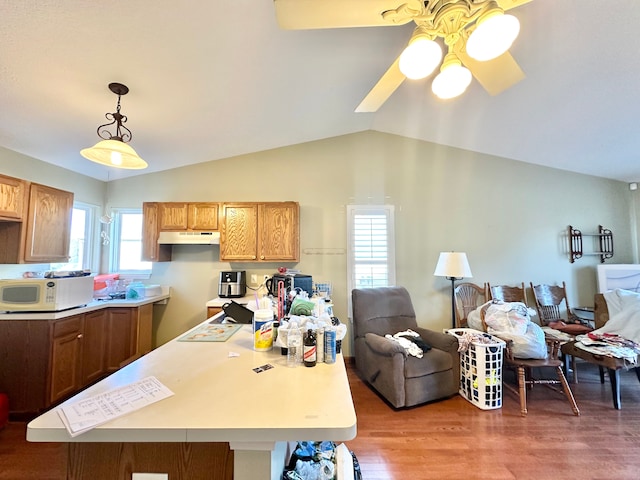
[434,252,473,329]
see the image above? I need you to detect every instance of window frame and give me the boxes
[346,205,396,311]
[108,208,152,277]
[50,201,100,273]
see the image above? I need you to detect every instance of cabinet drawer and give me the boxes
[52,315,83,338]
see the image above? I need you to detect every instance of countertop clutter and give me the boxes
[0,286,170,320]
[26,314,356,480]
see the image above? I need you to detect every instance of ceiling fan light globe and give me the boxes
[399,38,442,80]
[80,139,148,169]
[467,13,520,61]
[432,64,472,100]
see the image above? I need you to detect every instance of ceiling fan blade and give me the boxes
[273,0,414,30]
[496,0,533,11]
[355,56,405,112]
[457,47,525,96]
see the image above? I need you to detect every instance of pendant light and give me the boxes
[80,83,148,169]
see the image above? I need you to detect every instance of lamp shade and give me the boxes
[80,139,148,170]
[399,36,443,80]
[466,12,520,62]
[433,252,473,278]
[431,62,472,100]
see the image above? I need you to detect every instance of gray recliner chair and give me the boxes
[352,286,460,408]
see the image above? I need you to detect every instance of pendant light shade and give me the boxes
[81,139,147,169]
[80,82,148,170]
[466,11,520,62]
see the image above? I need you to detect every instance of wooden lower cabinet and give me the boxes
[82,310,107,385]
[49,315,84,405]
[207,306,223,319]
[0,305,154,417]
[105,308,138,372]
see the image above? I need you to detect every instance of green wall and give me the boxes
[0,132,635,355]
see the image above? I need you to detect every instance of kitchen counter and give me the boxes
[205,294,259,309]
[0,286,171,320]
[26,312,357,480]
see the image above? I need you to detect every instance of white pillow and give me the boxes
[604,288,640,317]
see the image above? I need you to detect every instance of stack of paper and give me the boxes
[57,376,174,437]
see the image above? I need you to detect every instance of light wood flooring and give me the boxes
[1,360,640,479]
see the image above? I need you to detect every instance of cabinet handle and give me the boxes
[260,255,264,260]
[77,334,83,339]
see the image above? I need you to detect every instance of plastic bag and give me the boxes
[285,441,337,480]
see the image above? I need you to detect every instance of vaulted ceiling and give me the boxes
[1,1,639,182]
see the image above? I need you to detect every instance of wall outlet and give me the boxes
[132,474,168,480]
[263,274,270,281]
[251,274,258,285]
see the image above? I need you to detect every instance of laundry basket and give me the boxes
[447,328,505,410]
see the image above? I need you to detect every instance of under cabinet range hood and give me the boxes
[157,231,220,245]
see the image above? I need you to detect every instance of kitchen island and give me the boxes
[26,313,357,480]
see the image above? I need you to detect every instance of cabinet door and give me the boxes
[24,183,73,263]
[188,203,219,230]
[220,203,259,261]
[136,303,153,356]
[159,203,189,230]
[105,308,138,372]
[142,202,171,262]
[0,320,50,415]
[82,309,107,385]
[49,315,83,404]
[259,202,299,262]
[0,174,28,221]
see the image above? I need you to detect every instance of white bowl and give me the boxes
[144,285,162,297]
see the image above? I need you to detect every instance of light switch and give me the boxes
[251,274,258,285]
[132,474,168,480]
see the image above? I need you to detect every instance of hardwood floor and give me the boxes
[1,360,640,479]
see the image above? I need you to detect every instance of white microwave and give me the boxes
[0,276,94,312]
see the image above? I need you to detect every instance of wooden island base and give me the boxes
[68,442,233,479]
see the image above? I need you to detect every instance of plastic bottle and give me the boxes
[316,327,325,364]
[303,329,317,367]
[287,327,302,368]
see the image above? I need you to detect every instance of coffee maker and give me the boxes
[218,271,247,298]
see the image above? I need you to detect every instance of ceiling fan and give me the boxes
[273,0,532,112]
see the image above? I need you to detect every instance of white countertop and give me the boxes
[26,314,357,444]
[0,286,171,320]
[206,294,259,309]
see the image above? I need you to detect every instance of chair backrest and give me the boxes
[488,283,527,304]
[530,281,572,325]
[351,286,418,339]
[454,282,489,328]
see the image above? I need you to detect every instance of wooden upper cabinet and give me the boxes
[220,203,259,261]
[259,202,299,262]
[220,202,299,262]
[142,202,172,262]
[23,183,73,263]
[0,174,28,221]
[158,202,219,231]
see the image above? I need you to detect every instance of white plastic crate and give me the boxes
[447,328,505,410]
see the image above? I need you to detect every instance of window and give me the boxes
[109,209,151,275]
[347,205,396,294]
[51,202,99,272]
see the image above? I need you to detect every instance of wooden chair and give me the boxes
[530,282,592,335]
[480,304,580,417]
[454,282,489,328]
[504,336,580,417]
[488,283,527,304]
